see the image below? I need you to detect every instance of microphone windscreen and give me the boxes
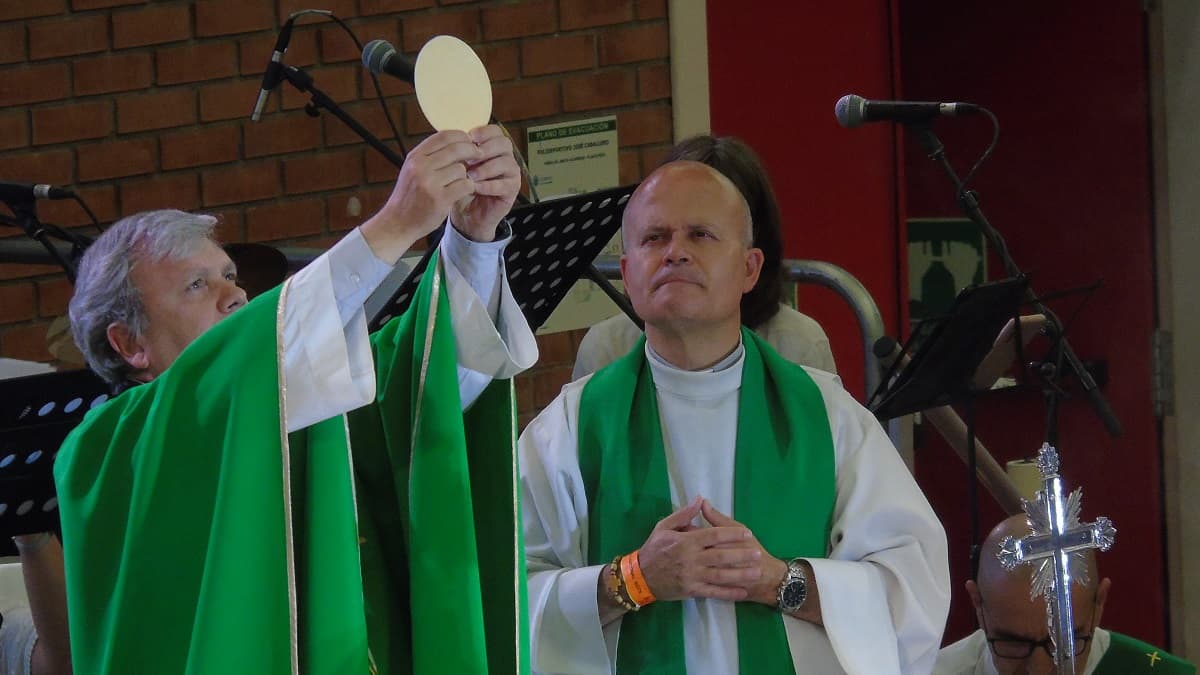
[834,94,865,128]
[362,39,394,74]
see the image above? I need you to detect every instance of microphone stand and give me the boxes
[3,201,80,283]
[907,123,1122,439]
[277,64,405,169]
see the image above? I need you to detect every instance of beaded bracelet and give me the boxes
[606,555,638,612]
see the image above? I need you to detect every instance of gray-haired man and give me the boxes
[54,127,538,674]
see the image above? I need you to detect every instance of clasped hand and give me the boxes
[637,496,787,606]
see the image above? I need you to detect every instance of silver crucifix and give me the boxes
[996,443,1116,673]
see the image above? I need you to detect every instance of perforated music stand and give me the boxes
[0,369,110,546]
[369,184,637,332]
[870,276,1028,420]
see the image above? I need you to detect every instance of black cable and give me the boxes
[958,106,1000,196]
[71,193,102,233]
[294,10,408,159]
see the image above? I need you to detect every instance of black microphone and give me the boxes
[362,39,415,84]
[835,94,978,129]
[0,181,76,204]
[251,17,296,121]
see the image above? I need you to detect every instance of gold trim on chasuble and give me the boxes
[277,278,374,674]
[275,277,300,675]
[507,377,522,672]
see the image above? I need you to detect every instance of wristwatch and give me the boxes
[775,558,808,613]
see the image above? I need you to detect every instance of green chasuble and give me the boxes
[55,252,529,675]
[577,329,836,674]
[1093,631,1195,675]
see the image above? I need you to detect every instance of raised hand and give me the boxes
[636,497,764,603]
[451,125,521,242]
[360,130,482,264]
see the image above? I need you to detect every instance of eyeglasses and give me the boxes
[978,593,1097,660]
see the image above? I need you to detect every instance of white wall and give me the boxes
[1153,0,1200,657]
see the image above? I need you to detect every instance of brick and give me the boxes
[532,364,572,408]
[32,100,112,145]
[563,69,636,112]
[282,64,357,109]
[358,69,412,98]
[239,30,317,76]
[0,322,52,362]
[522,34,595,77]
[116,89,196,134]
[245,198,324,242]
[478,42,519,82]
[243,112,321,157]
[535,331,574,366]
[195,0,275,37]
[210,208,244,243]
[515,373,534,412]
[636,0,667,19]
[0,283,36,324]
[0,111,29,151]
[638,63,670,101]
[326,186,390,231]
[2,150,73,185]
[0,2,66,21]
[560,0,633,30]
[0,64,68,106]
[617,106,672,146]
[363,147,400,184]
[157,41,238,85]
[36,278,72,317]
[482,0,556,41]
[639,143,671,173]
[321,18,397,64]
[77,138,157,182]
[119,173,201,215]
[202,160,281,206]
[200,79,267,122]
[160,125,240,170]
[322,101,401,148]
[279,0,355,21]
[618,148,639,185]
[599,23,668,65]
[283,148,362,194]
[492,79,560,122]
[71,0,143,9]
[38,184,117,228]
[402,100,433,136]
[73,53,152,96]
[401,9,481,53]
[29,13,107,60]
[0,23,26,65]
[359,0,433,17]
[112,3,191,48]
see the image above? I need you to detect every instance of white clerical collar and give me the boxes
[644,338,744,398]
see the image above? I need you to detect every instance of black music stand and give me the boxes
[870,276,1028,420]
[369,184,637,332]
[0,369,110,549]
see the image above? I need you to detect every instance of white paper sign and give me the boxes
[527,116,624,334]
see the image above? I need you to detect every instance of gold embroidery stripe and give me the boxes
[410,256,441,467]
[508,378,522,672]
[276,278,301,675]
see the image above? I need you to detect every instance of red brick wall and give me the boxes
[0,0,673,423]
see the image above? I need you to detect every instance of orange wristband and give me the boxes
[621,550,656,607]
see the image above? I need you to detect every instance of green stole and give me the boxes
[577,329,836,674]
[55,252,528,675]
[1093,631,1196,674]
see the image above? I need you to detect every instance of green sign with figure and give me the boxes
[907,217,987,324]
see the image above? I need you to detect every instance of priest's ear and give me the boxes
[1092,577,1112,629]
[965,579,985,625]
[106,322,150,373]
